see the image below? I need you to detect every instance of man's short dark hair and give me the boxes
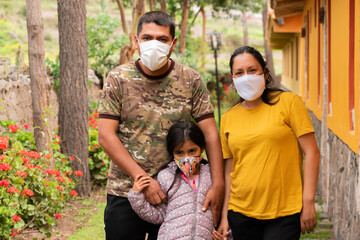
[137,11,175,40]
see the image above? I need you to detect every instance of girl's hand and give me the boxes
[132,174,151,192]
[212,230,228,240]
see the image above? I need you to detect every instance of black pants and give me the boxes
[104,194,160,240]
[228,210,301,240]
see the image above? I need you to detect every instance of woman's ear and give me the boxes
[264,67,270,82]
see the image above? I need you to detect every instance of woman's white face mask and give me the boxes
[233,74,265,101]
[138,39,174,71]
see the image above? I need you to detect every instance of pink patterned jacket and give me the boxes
[128,161,214,240]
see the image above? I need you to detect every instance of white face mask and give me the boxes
[233,74,265,101]
[138,39,174,71]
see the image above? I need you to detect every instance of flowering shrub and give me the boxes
[0,121,81,239]
[88,107,110,187]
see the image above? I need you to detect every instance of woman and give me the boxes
[214,46,320,240]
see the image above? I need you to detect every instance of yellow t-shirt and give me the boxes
[220,92,314,219]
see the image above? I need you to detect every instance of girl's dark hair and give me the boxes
[166,120,206,158]
[229,46,284,105]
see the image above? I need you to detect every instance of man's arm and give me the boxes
[98,118,166,204]
[198,117,224,226]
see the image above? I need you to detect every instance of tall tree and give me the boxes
[261,1,275,84]
[118,0,145,64]
[179,0,190,53]
[160,0,167,12]
[26,0,52,162]
[57,0,91,196]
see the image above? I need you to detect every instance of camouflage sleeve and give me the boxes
[98,71,122,119]
[191,73,214,122]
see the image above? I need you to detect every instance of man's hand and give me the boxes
[202,184,224,226]
[143,177,167,205]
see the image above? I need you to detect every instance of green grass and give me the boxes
[68,201,106,240]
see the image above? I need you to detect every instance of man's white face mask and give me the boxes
[138,39,174,71]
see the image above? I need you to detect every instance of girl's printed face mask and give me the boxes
[174,156,201,178]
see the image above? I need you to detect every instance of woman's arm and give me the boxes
[213,158,233,239]
[297,133,320,234]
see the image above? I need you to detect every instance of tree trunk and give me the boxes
[120,0,145,64]
[57,0,91,197]
[261,2,275,85]
[160,0,167,12]
[179,0,190,54]
[115,0,128,35]
[241,11,248,46]
[200,6,206,71]
[149,0,153,11]
[26,0,52,163]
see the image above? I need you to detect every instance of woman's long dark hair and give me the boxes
[229,46,284,105]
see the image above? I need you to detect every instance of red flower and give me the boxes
[28,151,41,159]
[20,150,28,156]
[44,154,52,159]
[54,213,62,219]
[23,124,30,129]
[24,163,34,169]
[70,156,75,161]
[70,190,78,196]
[15,171,27,177]
[0,163,11,171]
[8,124,20,133]
[0,179,9,188]
[0,155,6,161]
[45,169,61,176]
[74,171,83,176]
[34,165,42,169]
[56,176,66,183]
[7,187,19,194]
[61,158,67,162]
[102,162,105,166]
[45,184,49,187]
[22,157,31,164]
[56,186,63,191]
[12,215,21,222]
[92,111,99,118]
[22,189,34,197]
[54,135,61,144]
[0,139,8,150]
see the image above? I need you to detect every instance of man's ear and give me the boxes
[171,37,177,52]
[134,35,140,53]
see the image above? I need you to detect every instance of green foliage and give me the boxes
[45,56,60,93]
[88,103,110,188]
[0,120,82,239]
[87,2,128,81]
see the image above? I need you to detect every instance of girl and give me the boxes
[214,46,320,240]
[128,120,215,239]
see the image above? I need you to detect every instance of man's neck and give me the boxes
[138,59,171,76]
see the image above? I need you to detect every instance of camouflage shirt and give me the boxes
[98,59,214,197]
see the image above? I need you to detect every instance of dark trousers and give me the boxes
[228,210,301,240]
[104,194,160,240]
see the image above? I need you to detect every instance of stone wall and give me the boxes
[309,110,360,240]
[0,59,102,132]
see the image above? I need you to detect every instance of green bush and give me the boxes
[0,120,81,239]
[87,1,128,81]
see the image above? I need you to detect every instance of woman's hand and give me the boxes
[212,218,230,240]
[132,174,150,192]
[300,200,317,234]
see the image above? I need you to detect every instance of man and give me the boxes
[98,11,224,240]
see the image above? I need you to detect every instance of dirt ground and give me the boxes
[14,187,106,240]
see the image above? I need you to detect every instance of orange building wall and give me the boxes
[281,36,301,94]
[303,0,323,120]
[327,0,359,152]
